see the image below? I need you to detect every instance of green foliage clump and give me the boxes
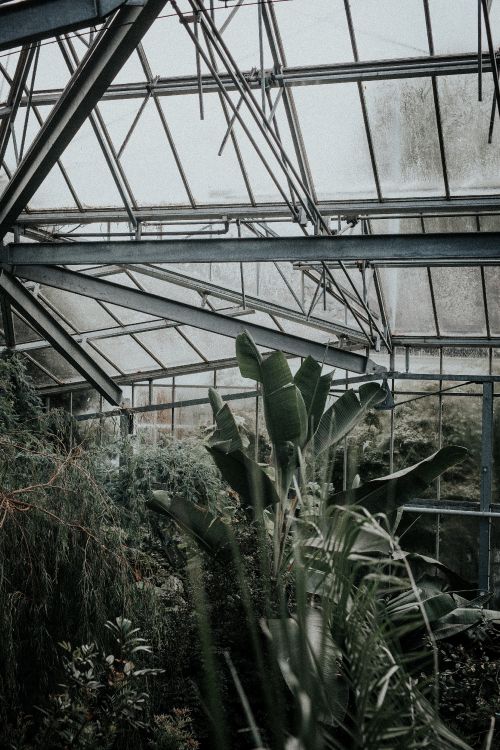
[108,435,226,515]
[27,617,162,750]
[0,355,160,733]
[438,623,500,748]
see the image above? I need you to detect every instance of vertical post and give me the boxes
[255,383,260,462]
[479,381,493,592]
[389,349,395,474]
[436,348,443,560]
[171,376,176,435]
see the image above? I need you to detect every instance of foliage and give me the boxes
[438,622,500,748]
[107,434,226,518]
[30,617,162,749]
[0,354,167,737]
[150,709,200,750]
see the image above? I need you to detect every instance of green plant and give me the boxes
[150,709,200,750]
[28,617,163,749]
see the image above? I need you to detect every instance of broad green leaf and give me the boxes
[259,352,308,446]
[207,446,280,510]
[294,356,333,440]
[266,609,348,727]
[329,446,468,514]
[314,382,386,454]
[236,331,262,381]
[208,395,245,453]
[208,386,224,417]
[148,491,232,557]
[433,607,500,640]
[264,383,305,445]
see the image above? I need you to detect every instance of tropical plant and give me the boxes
[146,333,482,748]
[149,332,467,580]
[24,617,163,750]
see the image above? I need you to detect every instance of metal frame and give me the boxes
[0,0,498,590]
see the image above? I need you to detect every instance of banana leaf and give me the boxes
[236,330,263,381]
[207,387,247,453]
[329,446,468,514]
[294,356,333,441]
[433,607,500,640]
[261,352,307,446]
[148,490,232,558]
[314,382,386,455]
[207,445,280,510]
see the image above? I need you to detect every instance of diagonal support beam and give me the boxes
[11,264,384,375]
[0,0,133,52]
[0,292,15,347]
[0,271,122,404]
[0,0,166,241]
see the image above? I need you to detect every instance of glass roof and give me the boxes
[0,0,500,394]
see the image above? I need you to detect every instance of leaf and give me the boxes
[329,446,468,514]
[236,331,263,381]
[207,446,280,510]
[314,382,386,455]
[433,607,500,640]
[266,609,348,727]
[294,356,333,441]
[148,490,232,557]
[208,391,246,453]
[260,352,306,445]
[208,386,224,417]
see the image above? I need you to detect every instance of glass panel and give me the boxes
[92,335,160,373]
[379,268,436,335]
[291,83,378,200]
[439,74,500,195]
[275,0,354,66]
[429,0,500,55]
[431,267,487,335]
[363,77,444,198]
[349,0,429,60]
[135,327,203,367]
[441,394,482,502]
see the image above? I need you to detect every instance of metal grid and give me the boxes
[0,1,499,588]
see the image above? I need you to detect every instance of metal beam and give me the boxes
[392,336,500,347]
[11,264,383,374]
[5,233,500,265]
[0,0,132,52]
[0,270,122,404]
[0,292,15,347]
[479,381,494,592]
[0,0,166,241]
[14,196,500,225]
[0,45,36,165]
[37,355,246,396]
[1,52,494,112]
[95,263,366,342]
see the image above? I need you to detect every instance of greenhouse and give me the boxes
[1,0,500,747]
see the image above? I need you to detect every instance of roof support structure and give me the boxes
[117,263,366,342]
[5,232,500,265]
[0,270,122,404]
[15,195,500,226]
[1,53,495,114]
[11,264,383,375]
[0,0,133,52]
[0,0,166,241]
